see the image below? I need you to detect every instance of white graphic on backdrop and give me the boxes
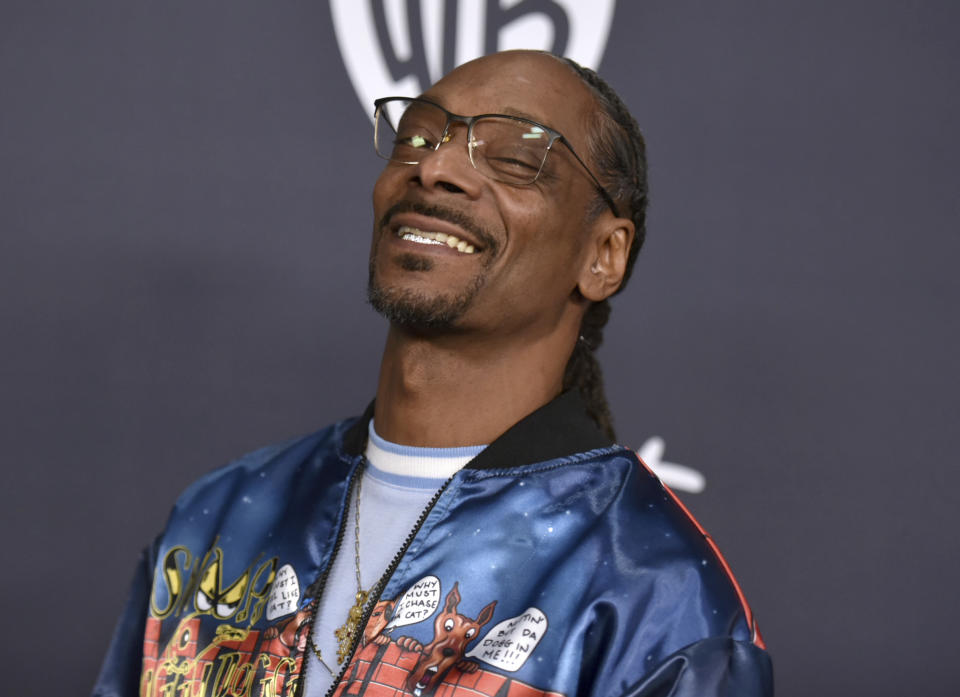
[331,0,617,121]
[638,437,707,494]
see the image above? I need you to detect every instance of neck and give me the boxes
[373,325,577,447]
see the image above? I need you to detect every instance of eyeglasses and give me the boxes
[373,96,620,217]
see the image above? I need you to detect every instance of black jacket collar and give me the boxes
[342,391,613,470]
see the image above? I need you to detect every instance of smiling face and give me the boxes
[368,51,610,338]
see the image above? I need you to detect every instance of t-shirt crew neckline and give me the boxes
[365,420,487,482]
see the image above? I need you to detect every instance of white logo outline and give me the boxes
[331,0,618,122]
[638,437,707,494]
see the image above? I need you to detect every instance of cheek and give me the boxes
[372,166,404,221]
[371,175,389,222]
[509,209,585,275]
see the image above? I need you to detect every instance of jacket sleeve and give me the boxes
[91,539,158,696]
[619,637,773,697]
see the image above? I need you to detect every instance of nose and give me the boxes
[442,647,455,657]
[411,126,484,199]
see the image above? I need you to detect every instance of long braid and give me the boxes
[558,57,649,441]
[563,300,614,439]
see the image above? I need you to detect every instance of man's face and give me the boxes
[368,51,603,337]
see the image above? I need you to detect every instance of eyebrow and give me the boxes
[500,106,537,121]
[499,106,543,122]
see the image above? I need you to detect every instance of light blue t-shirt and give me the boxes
[303,422,486,694]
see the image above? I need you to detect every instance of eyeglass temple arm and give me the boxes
[560,140,621,218]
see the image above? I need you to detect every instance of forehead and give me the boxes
[421,51,596,148]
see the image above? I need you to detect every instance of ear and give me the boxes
[444,582,461,614]
[577,216,635,302]
[475,600,497,628]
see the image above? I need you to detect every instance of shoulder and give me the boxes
[168,415,360,517]
[621,447,764,644]
[560,446,763,645]
[556,447,768,690]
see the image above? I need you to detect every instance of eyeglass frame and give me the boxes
[373,96,621,218]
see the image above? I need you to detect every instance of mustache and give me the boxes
[379,200,499,253]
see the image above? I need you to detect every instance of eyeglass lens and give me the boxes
[375,99,552,186]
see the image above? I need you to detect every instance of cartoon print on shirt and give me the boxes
[363,598,397,647]
[149,539,278,624]
[140,607,312,697]
[264,599,317,654]
[194,548,253,618]
[396,582,496,694]
[143,549,562,697]
[334,578,563,697]
[141,541,313,697]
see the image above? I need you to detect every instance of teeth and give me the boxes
[395,225,477,254]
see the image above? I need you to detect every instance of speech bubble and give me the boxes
[385,575,441,629]
[466,607,548,672]
[265,564,300,621]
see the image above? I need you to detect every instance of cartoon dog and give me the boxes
[396,582,496,696]
[363,598,397,647]
[263,600,315,654]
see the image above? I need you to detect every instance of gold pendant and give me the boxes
[333,590,369,664]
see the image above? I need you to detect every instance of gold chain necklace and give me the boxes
[333,472,370,663]
[307,472,370,675]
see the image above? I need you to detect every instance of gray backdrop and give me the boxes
[2,2,957,695]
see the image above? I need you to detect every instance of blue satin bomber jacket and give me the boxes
[94,392,773,697]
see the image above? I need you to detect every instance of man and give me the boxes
[94,51,772,697]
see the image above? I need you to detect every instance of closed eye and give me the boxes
[487,156,539,171]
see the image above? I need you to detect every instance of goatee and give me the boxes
[367,258,486,330]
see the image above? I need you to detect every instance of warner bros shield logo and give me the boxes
[331,0,617,121]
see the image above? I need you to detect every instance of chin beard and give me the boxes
[367,254,486,330]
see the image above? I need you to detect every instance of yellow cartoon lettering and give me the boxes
[239,558,278,624]
[151,546,190,619]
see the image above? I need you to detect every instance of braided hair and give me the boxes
[558,57,649,442]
